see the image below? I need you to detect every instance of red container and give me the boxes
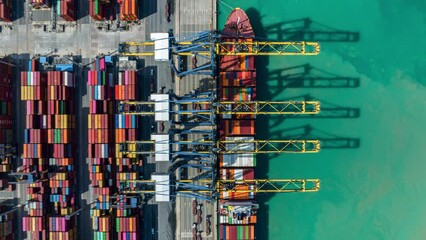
[219,119,256,137]
[219,71,256,87]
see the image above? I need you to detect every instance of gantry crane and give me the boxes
[119,178,320,200]
[118,30,320,77]
[118,99,321,115]
[120,139,320,155]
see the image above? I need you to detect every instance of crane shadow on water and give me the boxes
[264,18,360,42]
[269,124,360,149]
[267,63,360,94]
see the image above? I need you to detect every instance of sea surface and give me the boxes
[218,1,426,239]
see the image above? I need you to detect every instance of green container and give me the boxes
[0,102,7,115]
[55,129,60,143]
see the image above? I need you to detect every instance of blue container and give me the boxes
[55,64,73,72]
[105,56,112,63]
[96,59,100,71]
[40,57,47,63]
[24,129,29,143]
[109,73,114,86]
[131,115,136,128]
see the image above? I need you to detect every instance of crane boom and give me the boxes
[216,41,320,56]
[120,139,320,154]
[120,179,320,194]
[118,100,321,115]
[119,41,319,56]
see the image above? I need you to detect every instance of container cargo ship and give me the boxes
[218,8,257,240]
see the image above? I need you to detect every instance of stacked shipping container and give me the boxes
[88,59,142,239]
[21,64,51,240]
[0,61,14,240]
[0,0,12,22]
[57,0,75,21]
[21,63,78,240]
[114,70,140,240]
[30,0,51,9]
[118,0,138,21]
[0,61,13,174]
[89,0,114,21]
[218,9,257,240]
[88,57,114,240]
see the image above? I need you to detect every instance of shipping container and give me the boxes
[220,224,255,240]
[219,119,256,137]
[219,71,256,87]
[119,0,138,21]
[29,0,51,9]
[57,0,75,21]
[0,0,13,22]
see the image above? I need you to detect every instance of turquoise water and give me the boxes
[218,1,426,239]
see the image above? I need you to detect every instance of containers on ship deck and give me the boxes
[219,119,255,137]
[220,87,256,101]
[218,138,256,168]
[219,71,256,87]
[220,55,255,72]
[219,201,258,224]
[220,225,255,240]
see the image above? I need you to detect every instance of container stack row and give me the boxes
[30,0,51,9]
[0,61,14,240]
[46,71,77,240]
[0,0,12,22]
[88,57,115,240]
[0,207,13,240]
[21,66,51,239]
[118,0,138,21]
[218,37,257,240]
[0,61,13,174]
[114,70,141,240]
[21,65,78,240]
[89,0,115,21]
[57,0,75,21]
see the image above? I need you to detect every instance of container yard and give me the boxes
[20,59,77,240]
[0,1,329,240]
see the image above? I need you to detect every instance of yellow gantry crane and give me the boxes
[119,179,320,199]
[118,30,320,77]
[118,100,321,115]
[120,40,320,56]
[120,139,320,155]
[116,30,322,200]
